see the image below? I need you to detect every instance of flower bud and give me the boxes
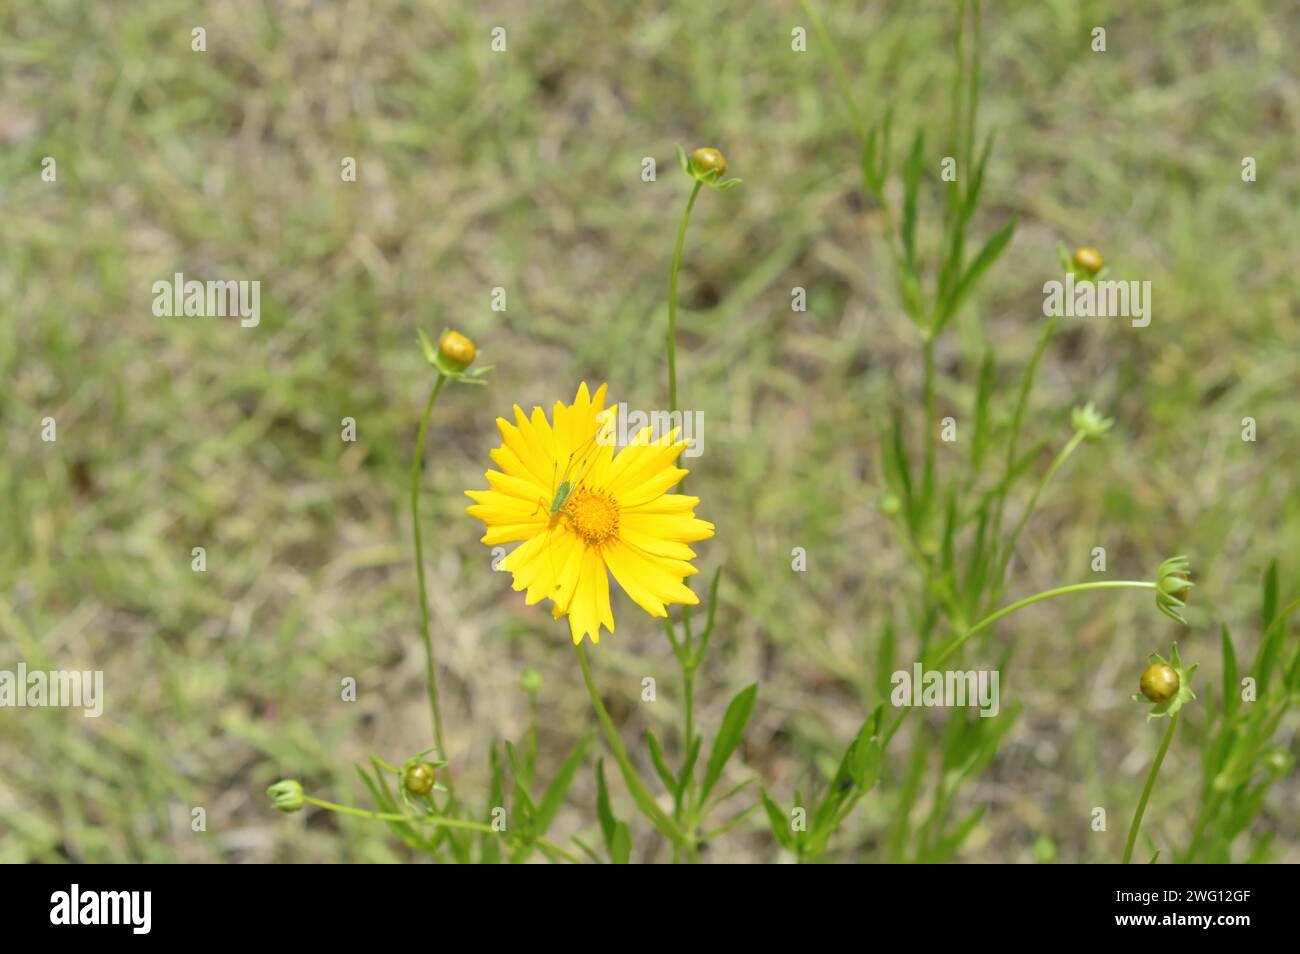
[520,668,542,692]
[1072,246,1103,275]
[267,780,304,812]
[1140,663,1179,703]
[404,762,437,796]
[1132,644,1197,719]
[690,147,727,178]
[1071,401,1114,442]
[1156,555,1193,624]
[439,330,476,371]
[1265,749,1293,779]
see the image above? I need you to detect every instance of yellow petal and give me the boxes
[566,547,612,644]
[605,541,700,616]
[621,510,715,544]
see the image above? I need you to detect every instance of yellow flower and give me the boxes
[466,383,714,644]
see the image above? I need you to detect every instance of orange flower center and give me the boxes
[563,489,619,546]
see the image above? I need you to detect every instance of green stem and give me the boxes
[669,656,699,865]
[938,579,1153,669]
[304,795,484,830]
[575,643,691,852]
[799,0,866,142]
[1183,790,1220,864]
[1123,712,1179,864]
[884,580,1157,745]
[988,427,1085,608]
[411,374,451,789]
[964,0,981,177]
[679,665,697,826]
[667,181,702,415]
[921,332,937,513]
[992,314,1057,557]
[301,796,580,863]
[665,177,708,854]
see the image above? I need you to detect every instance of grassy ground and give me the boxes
[2,0,1298,862]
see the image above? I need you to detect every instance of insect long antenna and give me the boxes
[530,459,560,517]
[565,427,605,493]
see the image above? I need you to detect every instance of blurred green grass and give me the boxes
[2,0,1298,862]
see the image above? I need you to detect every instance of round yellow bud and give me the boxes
[1140,663,1179,703]
[690,147,727,177]
[1072,247,1104,275]
[439,330,476,371]
[404,762,437,796]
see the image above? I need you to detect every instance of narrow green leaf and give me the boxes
[691,567,723,667]
[939,218,1015,331]
[962,132,995,221]
[1262,559,1279,630]
[504,740,537,820]
[679,733,702,792]
[940,488,958,578]
[862,123,882,194]
[962,503,991,611]
[570,835,602,864]
[699,683,759,803]
[901,129,925,271]
[594,758,617,850]
[535,735,591,832]
[481,744,505,864]
[874,621,896,708]
[969,350,995,473]
[1254,600,1288,694]
[886,410,915,525]
[1222,625,1239,720]
[932,804,985,861]
[761,789,796,851]
[645,730,679,795]
[610,822,632,864]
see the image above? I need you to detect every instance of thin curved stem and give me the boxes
[921,333,937,514]
[665,178,706,851]
[301,796,581,863]
[988,427,1085,608]
[938,579,1153,669]
[411,374,451,788]
[884,580,1156,745]
[1123,712,1178,864]
[799,0,866,142]
[991,314,1058,566]
[305,795,485,830]
[667,181,702,415]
